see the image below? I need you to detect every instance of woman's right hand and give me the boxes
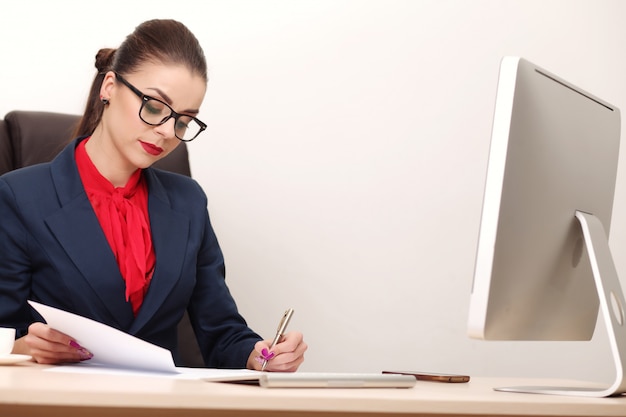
[13,322,93,364]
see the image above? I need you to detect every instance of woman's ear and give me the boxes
[99,71,117,103]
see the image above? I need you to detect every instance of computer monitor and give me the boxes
[467,56,626,397]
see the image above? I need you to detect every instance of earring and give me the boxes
[100,95,110,105]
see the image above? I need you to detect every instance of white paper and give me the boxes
[47,364,262,381]
[29,300,178,373]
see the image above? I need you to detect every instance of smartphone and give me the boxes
[382,371,470,383]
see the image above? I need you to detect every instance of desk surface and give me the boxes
[0,363,625,417]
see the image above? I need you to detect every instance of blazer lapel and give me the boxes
[45,140,135,329]
[129,169,190,334]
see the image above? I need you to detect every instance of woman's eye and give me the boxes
[176,120,190,131]
[144,100,165,115]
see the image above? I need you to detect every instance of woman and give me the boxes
[0,19,306,371]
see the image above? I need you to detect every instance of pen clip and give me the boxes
[276,308,294,336]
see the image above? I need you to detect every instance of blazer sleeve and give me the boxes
[183,183,262,368]
[0,177,37,337]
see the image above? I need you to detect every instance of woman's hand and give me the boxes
[247,331,307,372]
[13,322,93,364]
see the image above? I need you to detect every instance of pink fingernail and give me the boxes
[254,356,265,364]
[69,340,82,349]
[80,349,94,361]
[261,349,275,360]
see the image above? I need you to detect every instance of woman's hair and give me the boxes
[73,19,208,138]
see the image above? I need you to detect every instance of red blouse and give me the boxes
[75,139,155,316]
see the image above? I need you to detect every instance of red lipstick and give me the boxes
[140,141,163,156]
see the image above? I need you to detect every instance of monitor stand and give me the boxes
[495,211,626,397]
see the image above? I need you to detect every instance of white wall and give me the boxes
[2,0,626,382]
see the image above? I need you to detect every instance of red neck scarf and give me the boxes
[75,138,155,316]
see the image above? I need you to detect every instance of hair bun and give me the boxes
[95,48,116,73]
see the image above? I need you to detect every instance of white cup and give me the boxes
[0,328,16,356]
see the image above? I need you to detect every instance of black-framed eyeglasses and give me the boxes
[114,73,207,142]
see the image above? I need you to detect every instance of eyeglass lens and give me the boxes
[140,99,203,142]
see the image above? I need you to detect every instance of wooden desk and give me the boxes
[0,363,624,417]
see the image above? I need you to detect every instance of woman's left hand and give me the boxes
[247,331,307,372]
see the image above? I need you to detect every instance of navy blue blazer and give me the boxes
[0,137,260,368]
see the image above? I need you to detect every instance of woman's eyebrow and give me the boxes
[147,87,200,114]
[147,87,172,104]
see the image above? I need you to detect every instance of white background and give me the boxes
[2,0,626,383]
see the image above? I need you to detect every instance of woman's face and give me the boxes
[97,63,206,173]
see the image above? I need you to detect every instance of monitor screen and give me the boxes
[467,56,626,396]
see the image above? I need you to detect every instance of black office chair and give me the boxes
[0,110,204,367]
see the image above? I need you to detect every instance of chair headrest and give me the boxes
[5,110,79,169]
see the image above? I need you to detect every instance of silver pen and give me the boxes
[261,308,294,371]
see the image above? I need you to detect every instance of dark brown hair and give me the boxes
[73,19,208,138]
